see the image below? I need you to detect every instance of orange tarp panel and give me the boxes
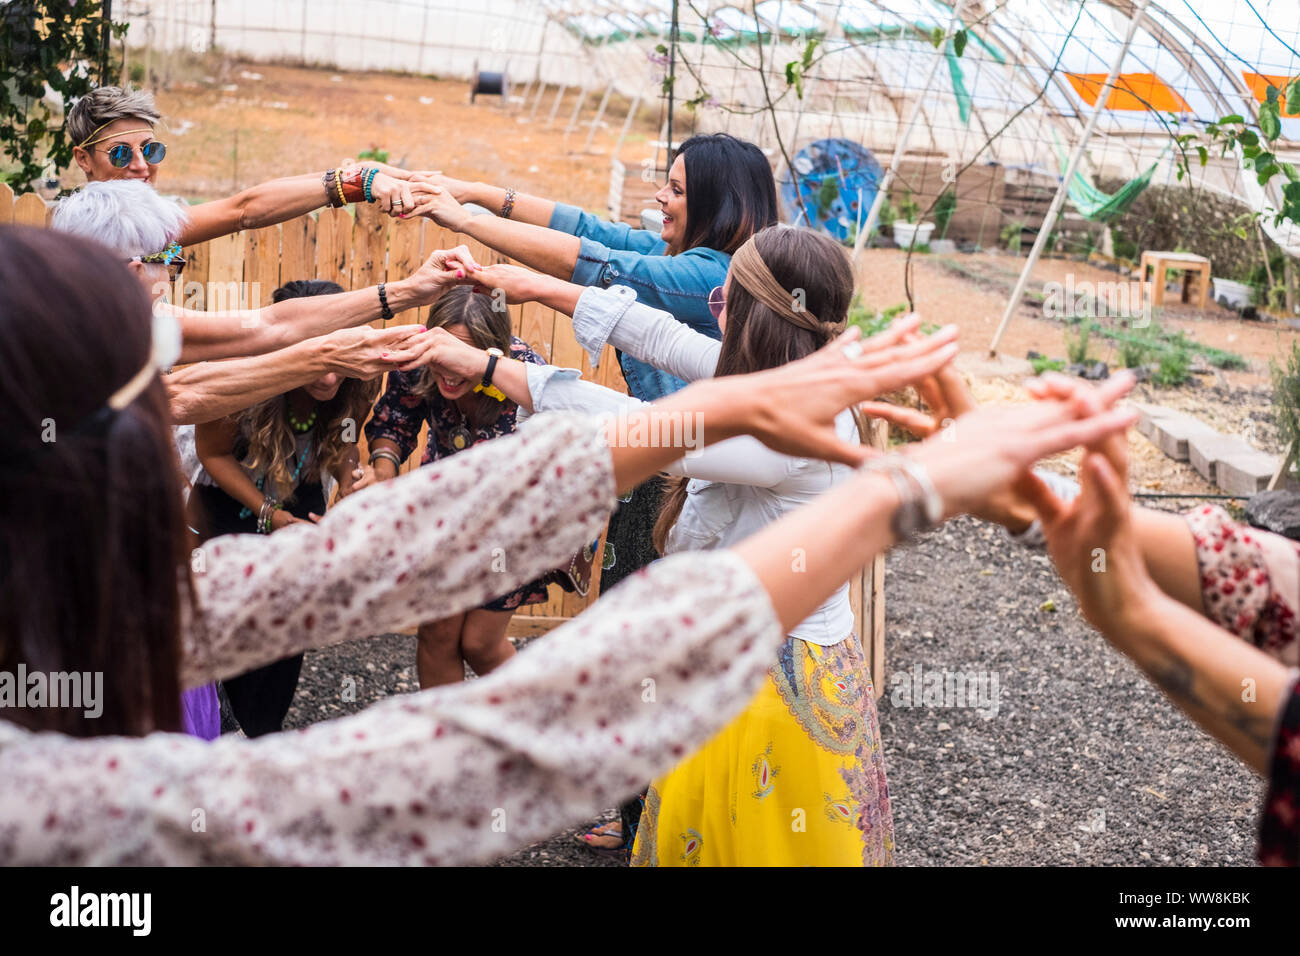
[1242,73,1300,118]
[1066,72,1190,112]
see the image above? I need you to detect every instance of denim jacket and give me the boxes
[549,202,727,402]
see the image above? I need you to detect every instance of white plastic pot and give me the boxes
[892,221,935,248]
[1211,277,1253,310]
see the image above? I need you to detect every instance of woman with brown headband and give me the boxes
[399,224,962,865]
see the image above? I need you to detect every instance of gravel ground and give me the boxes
[278,512,1261,867]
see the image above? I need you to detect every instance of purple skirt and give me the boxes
[181,684,220,741]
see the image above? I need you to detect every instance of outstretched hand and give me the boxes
[904,382,1138,523]
[408,181,472,230]
[1035,445,1161,635]
[709,319,961,466]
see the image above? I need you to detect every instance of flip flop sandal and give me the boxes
[574,823,626,856]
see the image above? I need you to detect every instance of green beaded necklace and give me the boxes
[288,406,317,433]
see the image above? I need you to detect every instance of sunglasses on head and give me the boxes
[130,242,186,280]
[100,141,167,168]
[707,285,726,320]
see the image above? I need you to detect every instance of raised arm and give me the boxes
[165,325,424,425]
[177,167,419,245]
[169,246,475,364]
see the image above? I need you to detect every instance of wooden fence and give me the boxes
[4,185,886,693]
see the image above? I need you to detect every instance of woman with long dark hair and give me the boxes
[2,224,1122,864]
[189,279,381,736]
[411,133,778,402]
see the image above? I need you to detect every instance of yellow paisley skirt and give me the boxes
[631,635,894,867]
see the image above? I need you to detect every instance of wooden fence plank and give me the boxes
[0,183,13,224]
[386,216,424,326]
[316,207,352,289]
[517,301,556,364]
[244,225,282,308]
[351,203,388,312]
[205,232,247,310]
[280,212,318,286]
[13,192,47,227]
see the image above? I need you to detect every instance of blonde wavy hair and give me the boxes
[236,280,380,501]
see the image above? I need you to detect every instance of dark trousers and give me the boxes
[192,481,325,737]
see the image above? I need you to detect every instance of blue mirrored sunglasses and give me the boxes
[104,141,167,168]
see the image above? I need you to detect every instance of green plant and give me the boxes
[1175,79,1300,234]
[1030,356,1066,375]
[934,188,957,238]
[0,2,125,191]
[128,62,146,85]
[875,195,897,231]
[1272,339,1300,459]
[1000,219,1025,254]
[358,146,390,164]
[1065,321,1094,364]
[1154,347,1191,387]
[1116,330,1152,369]
[1110,227,1139,261]
[897,189,920,225]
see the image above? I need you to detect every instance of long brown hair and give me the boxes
[0,226,191,737]
[653,226,856,554]
[412,286,514,429]
[236,280,381,501]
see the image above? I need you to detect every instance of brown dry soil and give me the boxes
[103,57,657,208]
[174,61,1271,866]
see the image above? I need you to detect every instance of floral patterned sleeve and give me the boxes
[364,367,428,463]
[0,550,783,864]
[179,412,616,688]
[1186,506,1300,666]
[510,335,546,367]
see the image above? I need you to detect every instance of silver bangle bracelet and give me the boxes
[369,449,402,470]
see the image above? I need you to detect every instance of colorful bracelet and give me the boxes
[323,169,342,208]
[333,168,348,208]
[363,167,379,203]
[500,186,517,219]
[338,166,367,205]
[257,496,282,534]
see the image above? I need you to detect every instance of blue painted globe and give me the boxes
[779,138,883,244]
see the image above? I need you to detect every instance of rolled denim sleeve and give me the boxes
[549,202,667,256]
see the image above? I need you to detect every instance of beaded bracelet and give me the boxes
[377,282,394,321]
[323,169,342,208]
[501,186,517,219]
[363,167,379,203]
[333,168,348,208]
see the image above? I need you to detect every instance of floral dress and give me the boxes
[0,414,797,865]
[365,337,554,611]
[1186,505,1300,866]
